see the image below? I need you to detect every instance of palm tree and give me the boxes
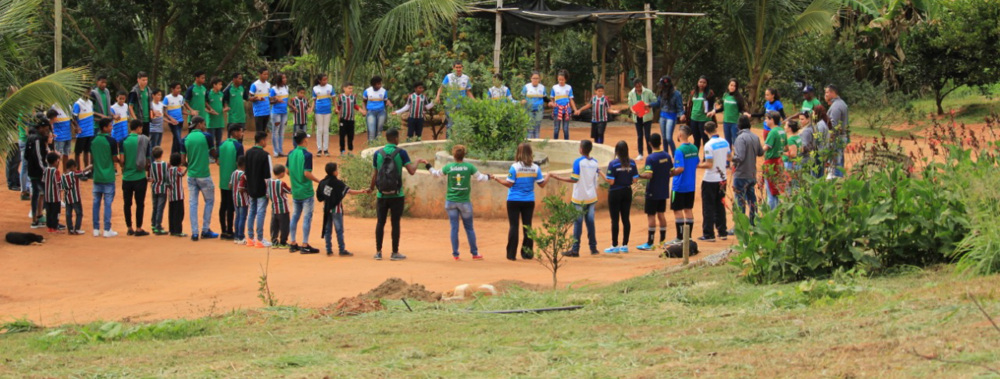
[722,0,840,110]
[1,0,89,152]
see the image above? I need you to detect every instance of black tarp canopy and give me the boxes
[469,0,636,47]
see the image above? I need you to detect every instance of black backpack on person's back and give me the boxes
[375,148,403,195]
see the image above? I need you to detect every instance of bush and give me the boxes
[449,97,530,161]
[734,161,968,284]
[339,154,378,218]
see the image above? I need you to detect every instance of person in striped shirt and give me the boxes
[267,164,292,248]
[393,83,436,141]
[230,156,249,244]
[574,84,619,144]
[148,147,170,235]
[290,88,309,147]
[336,82,365,155]
[61,158,91,235]
[42,153,62,233]
[167,153,187,237]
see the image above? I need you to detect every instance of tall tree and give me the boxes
[839,0,937,87]
[722,0,839,110]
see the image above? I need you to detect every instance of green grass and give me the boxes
[1,265,999,377]
[851,85,999,139]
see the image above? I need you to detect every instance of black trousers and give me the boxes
[339,119,355,152]
[271,212,289,244]
[635,120,652,155]
[608,188,633,246]
[6,144,20,189]
[142,121,151,137]
[506,201,535,260]
[590,122,607,144]
[45,202,61,229]
[375,197,405,253]
[122,179,148,230]
[255,115,271,133]
[65,202,82,231]
[689,120,708,150]
[406,118,424,139]
[219,189,234,234]
[169,200,185,235]
[30,177,42,222]
[701,181,728,238]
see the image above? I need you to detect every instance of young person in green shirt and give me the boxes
[217,124,245,240]
[800,85,821,113]
[430,144,490,260]
[627,78,656,159]
[287,132,321,254]
[686,76,716,150]
[127,71,152,136]
[206,78,225,150]
[184,71,209,129]
[223,72,249,128]
[182,116,219,241]
[120,120,151,236]
[783,118,802,171]
[91,118,120,237]
[762,111,788,210]
[707,78,750,148]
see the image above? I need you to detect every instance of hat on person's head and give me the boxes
[802,85,815,94]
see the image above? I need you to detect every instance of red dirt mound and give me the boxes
[362,278,441,302]
[324,297,384,316]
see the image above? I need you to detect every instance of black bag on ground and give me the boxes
[662,241,699,258]
[375,148,403,195]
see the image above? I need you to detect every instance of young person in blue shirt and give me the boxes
[269,73,291,157]
[363,76,394,143]
[436,60,474,138]
[72,86,96,178]
[520,71,546,139]
[637,133,679,250]
[493,142,548,261]
[649,75,685,155]
[750,88,784,142]
[249,68,272,135]
[603,141,638,253]
[548,70,578,140]
[670,125,700,243]
[550,139,601,257]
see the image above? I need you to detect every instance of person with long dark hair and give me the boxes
[708,79,749,148]
[269,73,291,157]
[311,74,335,155]
[751,88,785,142]
[603,140,637,253]
[493,143,548,261]
[686,76,716,150]
[650,76,684,154]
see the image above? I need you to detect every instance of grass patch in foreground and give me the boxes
[1,265,998,377]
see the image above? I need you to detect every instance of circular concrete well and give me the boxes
[360,139,617,219]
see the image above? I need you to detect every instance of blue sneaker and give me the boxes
[604,246,620,254]
[200,230,220,239]
[636,243,654,251]
[619,246,629,254]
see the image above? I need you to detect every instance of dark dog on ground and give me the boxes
[663,241,699,258]
[5,232,45,246]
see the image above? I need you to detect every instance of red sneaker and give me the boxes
[472,255,484,261]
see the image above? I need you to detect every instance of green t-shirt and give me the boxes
[218,138,240,190]
[801,98,821,113]
[140,89,150,122]
[691,91,710,122]
[189,83,207,122]
[722,93,740,124]
[287,146,314,200]
[443,162,478,203]
[91,133,117,184]
[17,113,27,142]
[764,127,787,160]
[121,133,147,181]
[783,135,802,163]
[228,84,246,124]
[99,91,109,118]
[184,131,212,178]
[208,90,225,129]
[373,144,411,199]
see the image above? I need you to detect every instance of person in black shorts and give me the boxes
[637,133,678,250]
[669,125,699,243]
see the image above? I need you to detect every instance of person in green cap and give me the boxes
[181,115,219,241]
[206,78,225,150]
[184,71,209,130]
[223,72,249,129]
[286,132,321,254]
[121,120,151,237]
[800,85,821,113]
[217,123,245,240]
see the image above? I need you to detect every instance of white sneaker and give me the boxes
[636,154,643,160]
[233,238,244,245]
[93,229,100,237]
[261,240,272,247]
[103,230,119,238]
[28,210,33,218]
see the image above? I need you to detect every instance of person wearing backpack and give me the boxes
[368,129,427,261]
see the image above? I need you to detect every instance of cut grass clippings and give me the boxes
[0,265,998,377]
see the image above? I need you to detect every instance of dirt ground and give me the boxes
[4,117,987,326]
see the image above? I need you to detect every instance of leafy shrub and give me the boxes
[34,319,210,349]
[527,195,584,289]
[1,318,41,334]
[449,97,530,161]
[734,162,968,284]
[339,153,377,218]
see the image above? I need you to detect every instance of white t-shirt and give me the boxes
[702,136,731,183]
[522,83,546,110]
[110,103,130,124]
[488,86,513,101]
[550,84,574,106]
[150,101,164,117]
[571,156,600,205]
[442,73,471,95]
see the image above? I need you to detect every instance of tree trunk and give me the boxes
[747,64,763,114]
[934,87,944,115]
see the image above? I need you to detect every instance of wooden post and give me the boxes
[682,224,691,265]
[54,0,63,71]
[644,3,653,89]
[591,33,598,90]
[493,0,503,73]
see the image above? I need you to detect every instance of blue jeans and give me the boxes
[6,142,20,189]
[19,141,30,192]
[152,194,166,230]
[832,136,847,177]
[290,197,314,245]
[271,112,288,155]
[764,178,779,211]
[733,178,758,226]
[723,122,738,148]
[149,132,163,151]
[660,116,678,153]
[92,182,115,231]
[324,212,346,254]
[247,196,268,241]
[446,201,478,257]
[528,109,543,139]
[169,123,184,155]
[553,119,570,140]
[571,202,597,251]
[234,206,248,240]
[188,176,215,234]
[366,109,387,142]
